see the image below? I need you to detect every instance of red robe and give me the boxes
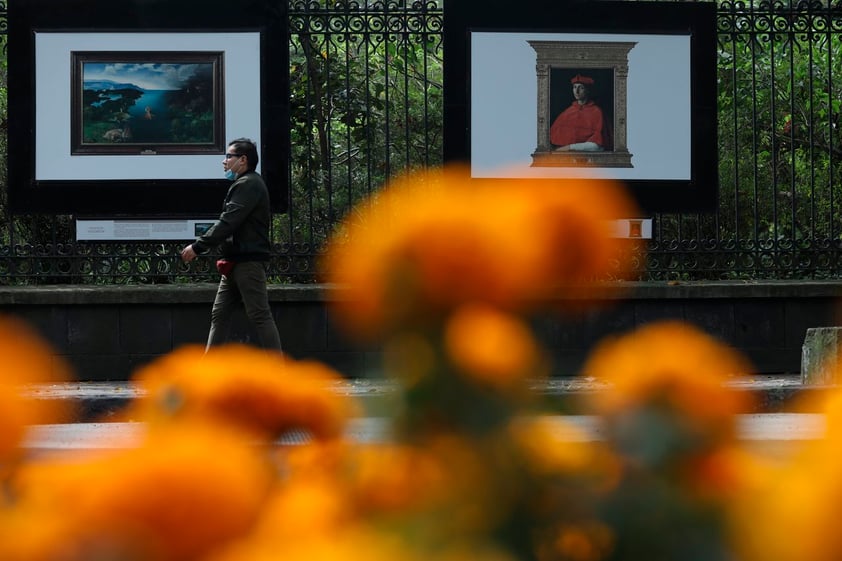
[549,101,611,149]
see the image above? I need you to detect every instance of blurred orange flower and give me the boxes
[729,441,835,561]
[536,521,615,561]
[323,165,637,340]
[518,178,638,303]
[507,416,620,485]
[345,442,451,515]
[3,422,272,561]
[419,435,508,535]
[444,304,547,394]
[0,314,71,385]
[679,443,769,505]
[731,386,842,561]
[0,385,31,470]
[582,320,753,446]
[252,475,356,541]
[207,525,421,561]
[127,345,357,440]
[0,315,72,467]
[270,439,478,530]
[0,501,84,561]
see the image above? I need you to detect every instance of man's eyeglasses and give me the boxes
[224,153,242,159]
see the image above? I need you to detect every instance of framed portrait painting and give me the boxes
[8,0,289,214]
[443,0,718,214]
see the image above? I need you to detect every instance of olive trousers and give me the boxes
[205,260,282,352]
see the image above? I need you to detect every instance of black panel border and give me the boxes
[8,0,289,214]
[443,0,718,214]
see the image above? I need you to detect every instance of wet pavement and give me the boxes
[22,373,831,423]
[22,413,827,455]
[20,375,832,462]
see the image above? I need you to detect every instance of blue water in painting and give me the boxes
[126,90,172,143]
[91,94,122,108]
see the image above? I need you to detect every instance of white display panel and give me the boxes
[35,32,261,181]
[470,32,691,180]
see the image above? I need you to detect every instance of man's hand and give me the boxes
[181,244,198,263]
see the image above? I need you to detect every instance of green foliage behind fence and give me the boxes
[3,0,842,283]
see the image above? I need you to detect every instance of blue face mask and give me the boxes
[225,169,237,181]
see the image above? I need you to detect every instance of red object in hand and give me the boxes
[216,259,235,276]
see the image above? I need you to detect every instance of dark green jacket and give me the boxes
[191,171,272,261]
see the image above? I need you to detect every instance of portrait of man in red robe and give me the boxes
[549,73,613,152]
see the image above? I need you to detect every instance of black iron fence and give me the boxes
[2,0,842,284]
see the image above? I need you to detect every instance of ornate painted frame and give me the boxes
[529,41,636,168]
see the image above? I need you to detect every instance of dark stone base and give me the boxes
[4,281,841,381]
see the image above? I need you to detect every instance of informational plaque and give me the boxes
[610,218,652,239]
[76,218,216,241]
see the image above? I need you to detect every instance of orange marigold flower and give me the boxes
[681,443,770,505]
[6,422,273,561]
[269,442,455,525]
[444,304,547,394]
[277,438,355,481]
[251,475,356,541]
[0,385,30,469]
[322,165,638,340]
[507,416,620,484]
[731,386,842,561]
[729,433,842,561]
[515,177,639,301]
[816,384,842,440]
[345,442,452,515]
[535,521,615,561]
[422,434,506,533]
[0,315,72,466]
[127,345,357,440]
[426,541,520,561]
[0,315,71,385]
[582,321,754,447]
[0,503,89,561]
[207,525,422,561]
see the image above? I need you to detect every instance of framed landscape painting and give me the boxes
[71,51,224,155]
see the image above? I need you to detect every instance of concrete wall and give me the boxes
[3,281,842,381]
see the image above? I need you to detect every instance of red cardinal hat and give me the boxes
[570,74,595,85]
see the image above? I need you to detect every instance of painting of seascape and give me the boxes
[71,51,224,155]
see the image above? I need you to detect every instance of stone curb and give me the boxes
[23,374,833,423]
[22,414,828,454]
[3,280,842,305]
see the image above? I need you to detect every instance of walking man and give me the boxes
[180,137,282,351]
